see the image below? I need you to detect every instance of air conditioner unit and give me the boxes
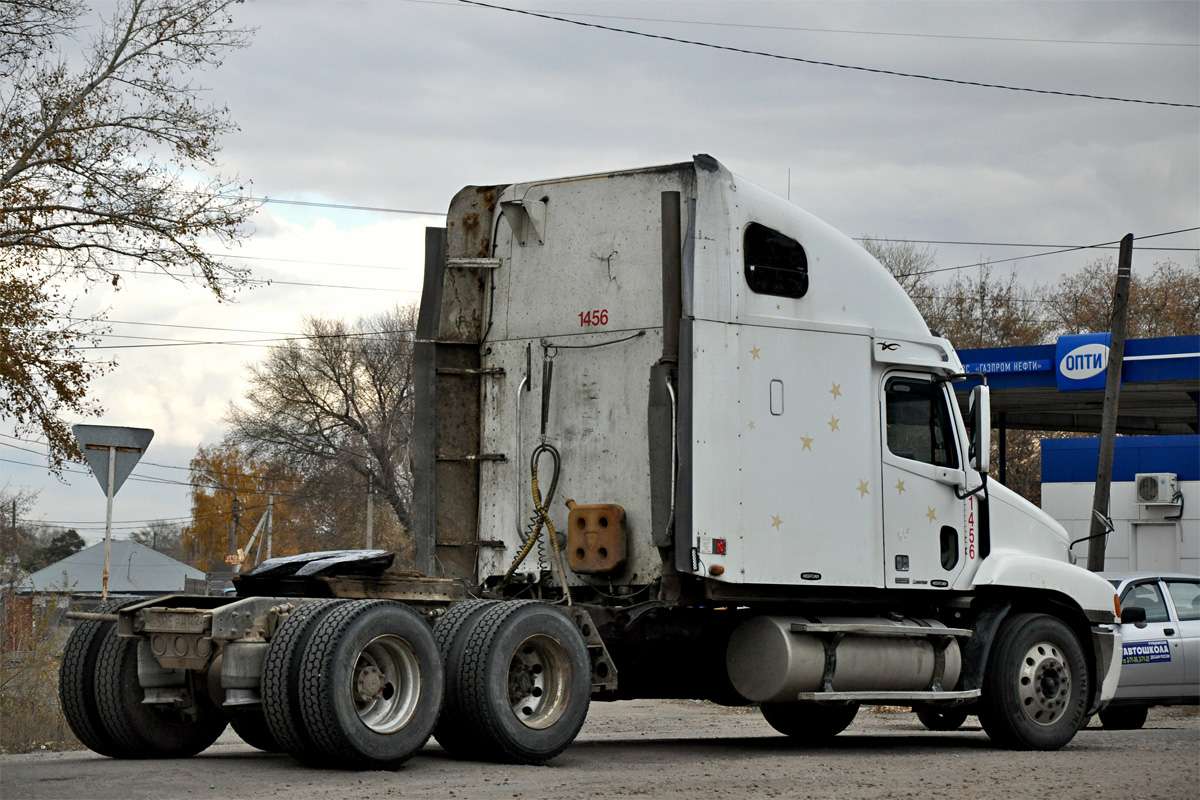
[1135,473,1179,505]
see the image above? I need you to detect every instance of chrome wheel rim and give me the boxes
[1017,640,1072,726]
[351,634,421,734]
[507,634,571,730]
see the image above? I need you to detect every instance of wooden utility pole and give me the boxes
[1086,233,1134,572]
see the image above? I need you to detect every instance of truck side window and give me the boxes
[885,378,959,468]
[744,223,808,298]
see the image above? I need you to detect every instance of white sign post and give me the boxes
[71,425,154,600]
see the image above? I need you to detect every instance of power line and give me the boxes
[899,226,1200,277]
[456,0,1200,109]
[106,267,421,294]
[66,318,301,336]
[857,237,1197,252]
[261,197,445,217]
[407,1,1197,48]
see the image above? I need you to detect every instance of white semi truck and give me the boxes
[61,156,1124,768]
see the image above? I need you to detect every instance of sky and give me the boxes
[3,0,1198,545]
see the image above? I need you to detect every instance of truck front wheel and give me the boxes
[978,613,1089,750]
[760,702,859,743]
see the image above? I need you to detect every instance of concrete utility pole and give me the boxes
[1086,233,1134,572]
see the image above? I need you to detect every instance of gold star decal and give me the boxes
[895,479,906,494]
[771,514,783,530]
[829,382,843,400]
[749,346,761,360]
[856,479,870,497]
[827,415,840,432]
[925,507,937,523]
[800,435,814,451]
[748,420,756,430]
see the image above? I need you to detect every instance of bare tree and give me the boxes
[226,305,419,535]
[0,0,257,469]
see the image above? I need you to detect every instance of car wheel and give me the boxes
[1099,705,1148,730]
[760,702,859,743]
[456,601,591,764]
[298,600,443,770]
[978,613,1089,750]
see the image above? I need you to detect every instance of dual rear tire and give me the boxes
[434,600,591,764]
[262,599,443,769]
[59,597,227,758]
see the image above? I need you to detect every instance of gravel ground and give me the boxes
[2,702,1196,800]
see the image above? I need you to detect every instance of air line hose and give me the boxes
[502,443,572,605]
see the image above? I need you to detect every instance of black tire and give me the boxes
[261,599,346,761]
[456,601,592,765]
[230,709,283,752]
[92,628,228,758]
[432,600,498,758]
[58,597,145,757]
[915,705,970,731]
[1099,705,1148,730]
[297,600,443,770]
[978,613,1089,751]
[760,702,860,743]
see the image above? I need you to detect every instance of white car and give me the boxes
[1099,572,1200,729]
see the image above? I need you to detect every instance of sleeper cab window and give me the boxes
[885,377,960,469]
[744,223,809,298]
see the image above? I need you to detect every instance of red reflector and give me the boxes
[715,539,726,555]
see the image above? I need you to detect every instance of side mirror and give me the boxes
[1120,605,1147,625]
[968,385,991,474]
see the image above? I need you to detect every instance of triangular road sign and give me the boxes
[71,425,154,497]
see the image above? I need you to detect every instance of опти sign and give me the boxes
[1055,333,1115,392]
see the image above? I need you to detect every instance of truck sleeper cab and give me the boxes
[61,156,1122,769]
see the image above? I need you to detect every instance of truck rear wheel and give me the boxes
[1099,706,1148,730]
[915,705,970,731]
[760,702,859,743]
[432,599,498,758]
[261,599,346,761]
[58,597,145,758]
[456,601,591,764]
[93,627,228,758]
[297,600,443,770]
[978,613,1089,750]
[230,709,283,752]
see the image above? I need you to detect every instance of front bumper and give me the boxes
[1089,625,1122,714]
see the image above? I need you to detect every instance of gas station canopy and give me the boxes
[954,335,1199,436]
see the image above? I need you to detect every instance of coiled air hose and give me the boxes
[502,443,572,605]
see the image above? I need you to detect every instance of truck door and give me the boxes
[880,374,968,589]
